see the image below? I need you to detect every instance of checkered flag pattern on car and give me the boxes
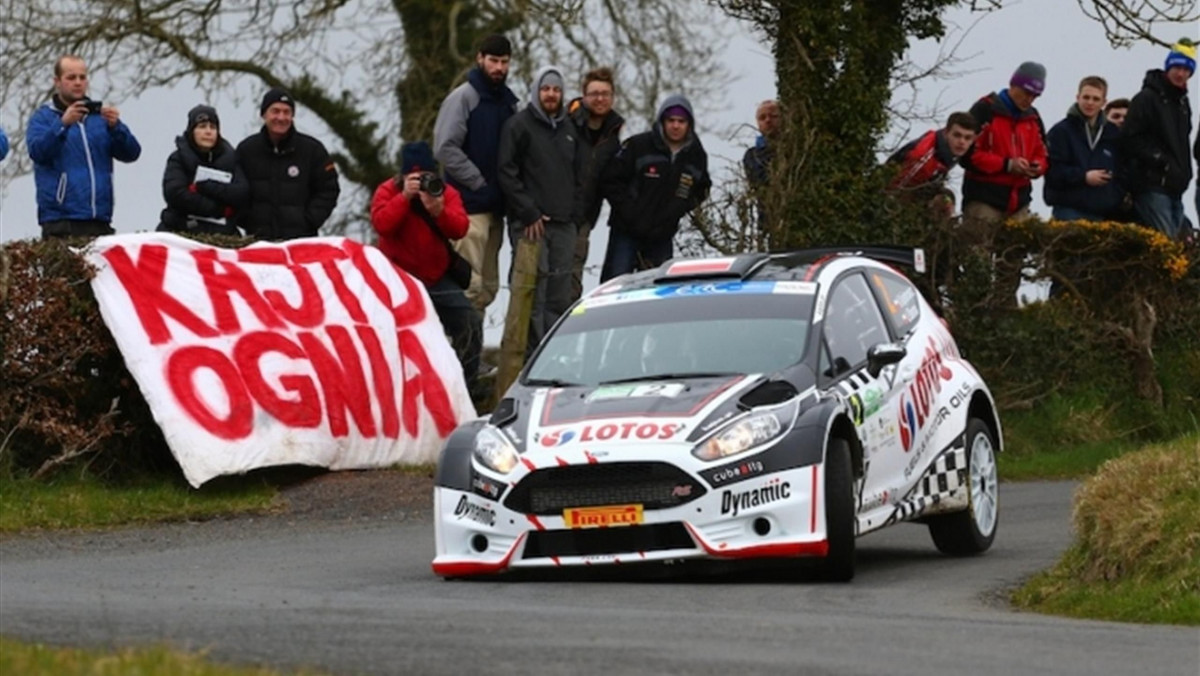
[885,443,968,526]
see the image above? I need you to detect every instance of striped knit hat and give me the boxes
[1165,38,1196,74]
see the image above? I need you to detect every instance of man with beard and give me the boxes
[567,66,625,301]
[26,55,142,238]
[600,94,711,280]
[497,66,581,363]
[236,88,341,240]
[434,34,520,314]
[158,105,249,236]
[1120,38,1195,241]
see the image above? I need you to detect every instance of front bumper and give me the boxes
[431,464,829,577]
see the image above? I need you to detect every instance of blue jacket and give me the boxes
[26,98,142,223]
[433,67,519,214]
[0,127,8,161]
[1043,104,1123,217]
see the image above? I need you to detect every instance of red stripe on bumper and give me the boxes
[684,522,829,559]
[431,533,527,578]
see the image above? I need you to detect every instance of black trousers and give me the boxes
[41,220,114,239]
[425,276,483,395]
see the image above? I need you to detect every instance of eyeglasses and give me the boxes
[585,91,613,99]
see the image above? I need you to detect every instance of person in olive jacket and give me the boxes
[600,94,711,281]
[236,88,340,240]
[158,105,249,236]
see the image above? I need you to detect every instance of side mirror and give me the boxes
[867,343,906,378]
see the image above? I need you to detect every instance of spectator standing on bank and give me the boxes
[1105,98,1130,128]
[26,55,141,239]
[886,111,978,219]
[742,99,780,188]
[1044,76,1124,222]
[600,94,711,281]
[497,65,581,355]
[434,34,519,313]
[960,61,1049,231]
[236,88,340,240]
[1120,38,1195,241]
[567,67,625,301]
[371,141,480,395]
[158,105,249,236]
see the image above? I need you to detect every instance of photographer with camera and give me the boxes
[26,55,142,239]
[371,141,482,397]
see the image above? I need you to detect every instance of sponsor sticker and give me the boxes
[587,383,686,401]
[771,281,818,295]
[454,495,497,527]
[720,477,792,517]
[539,421,683,446]
[563,504,643,528]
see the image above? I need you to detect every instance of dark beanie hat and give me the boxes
[186,104,220,133]
[400,141,437,174]
[260,87,295,115]
[1010,61,1046,96]
[478,34,512,57]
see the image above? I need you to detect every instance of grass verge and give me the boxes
[1011,434,1200,625]
[0,473,279,534]
[0,637,327,675]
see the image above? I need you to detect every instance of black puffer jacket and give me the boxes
[158,136,249,236]
[1119,69,1193,196]
[236,126,340,240]
[602,95,710,241]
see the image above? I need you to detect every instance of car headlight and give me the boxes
[473,427,519,474]
[692,402,795,461]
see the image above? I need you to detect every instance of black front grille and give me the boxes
[522,523,695,559]
[505,462,704,515]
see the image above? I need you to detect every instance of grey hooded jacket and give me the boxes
[497,66,582,227]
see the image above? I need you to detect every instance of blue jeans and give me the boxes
[600,230,674,281]
[1133,192,1185,241]
[1051,206,1105,223]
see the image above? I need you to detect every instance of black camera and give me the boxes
[419,172,445,197]
[82,99,103,114]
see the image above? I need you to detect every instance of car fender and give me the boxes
[434,418,490,491]
[792,396,864,477]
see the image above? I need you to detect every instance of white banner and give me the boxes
[85,233,476,487]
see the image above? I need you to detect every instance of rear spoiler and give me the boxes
[769,246,926,274]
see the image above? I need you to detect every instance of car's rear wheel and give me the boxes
[814,437,855,581]
[927,417,998,555]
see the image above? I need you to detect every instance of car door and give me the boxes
[816,271,896,519]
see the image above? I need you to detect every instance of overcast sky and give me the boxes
[0,0,1196,341]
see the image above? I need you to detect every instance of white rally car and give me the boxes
[432,248,1001,581]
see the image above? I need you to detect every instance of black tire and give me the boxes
[927,417,999,556]
[814,437,855,582]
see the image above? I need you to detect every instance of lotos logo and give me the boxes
[540,429,577,447]
[541,422,682,446]
[897,337,954,452]
[720,478,791,517]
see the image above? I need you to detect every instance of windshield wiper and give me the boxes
[522,377,583,388]
[598,372,738,386]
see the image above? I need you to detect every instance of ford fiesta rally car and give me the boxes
[432,248,1002,581]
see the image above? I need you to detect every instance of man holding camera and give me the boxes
[960,61,1050,230]
[370,141,481,396]
[26,55,142,239]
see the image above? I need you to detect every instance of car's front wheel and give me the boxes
[814,437,855,581]
[927,417,998,555]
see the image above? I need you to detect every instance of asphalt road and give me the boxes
[1,481,1197,676]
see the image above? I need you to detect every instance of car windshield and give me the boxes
[524,284,813,387]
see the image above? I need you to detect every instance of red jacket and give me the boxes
[887,130,956,194]
[370,179,469,285]
[962,92,1049,214]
